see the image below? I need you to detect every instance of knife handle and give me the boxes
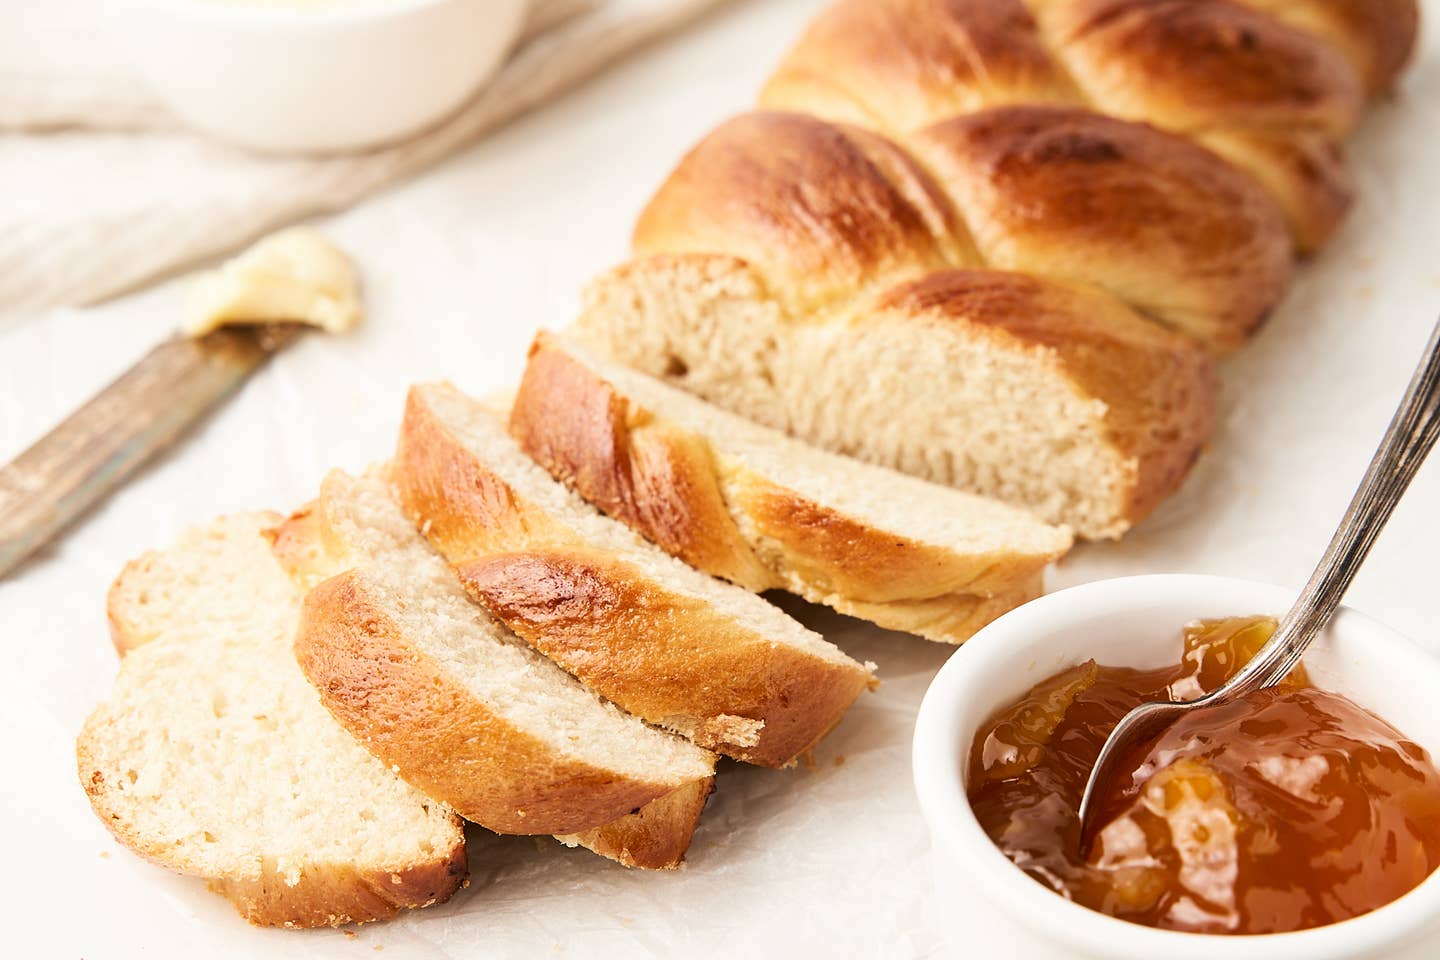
[0,324,303,580]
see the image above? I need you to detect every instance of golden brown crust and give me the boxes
[455,549,869,765]
[562,776,716,870]
[1194,127,1351,254]
[633,112,975,317]
[509,336,772,591]
[909,106,1291,350]
[632,108,1290,352]
[761,0,1084,128]
[295,572,683,833]
[511,333,1066,618]
[760,0,1416,251]
[1032,0,1362,137]
[1235,0,1420,96]
[206,843,468,928]
[1028,0,1364,251]
[725,473,1021,602]
[392,384,871,766]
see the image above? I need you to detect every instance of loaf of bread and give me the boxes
[393,382,875,766]
[572,0,1417,538]
[510,333,1069,642]
[278,470,717,856]
[80,513,467,927]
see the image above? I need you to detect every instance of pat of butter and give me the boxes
[185,227,362,336]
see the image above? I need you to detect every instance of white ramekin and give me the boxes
[913,574,1440,960]
[111,0,529,154]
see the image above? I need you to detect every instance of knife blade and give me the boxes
[0,323,305,580]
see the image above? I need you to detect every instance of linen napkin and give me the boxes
[0,0,730,328]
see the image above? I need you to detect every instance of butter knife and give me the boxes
[0,323,304,580]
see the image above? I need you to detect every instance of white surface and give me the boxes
[915,576,1440,960]
[115,0,528,153]
[0,1,1437,957]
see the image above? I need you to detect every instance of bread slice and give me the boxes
[393,381,875,767]
[79,512,467,928]
[280,469,717,863]
[274,503,714,871]
[573,262,1218,540]
[508,333,1068,643]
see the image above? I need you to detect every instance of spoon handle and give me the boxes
[1221,318,1440,699]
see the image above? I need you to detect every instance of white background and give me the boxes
[1,1,1438,957]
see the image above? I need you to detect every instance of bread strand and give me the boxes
[761,0,1419,254]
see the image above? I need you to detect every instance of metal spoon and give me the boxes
[1077,317,1440,852]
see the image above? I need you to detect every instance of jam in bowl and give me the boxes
[967,615,1440,934]
[913,575,1440,960]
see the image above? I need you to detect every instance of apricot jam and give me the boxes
[967,617,1440,934]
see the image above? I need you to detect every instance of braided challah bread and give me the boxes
[572,0,1417,539]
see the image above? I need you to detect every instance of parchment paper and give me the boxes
[1,2,1438,957]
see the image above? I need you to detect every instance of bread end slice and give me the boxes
[80,513,466,927]
[574,256,1218,539]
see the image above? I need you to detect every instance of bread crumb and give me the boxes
[373,946,384,952]
[834,754,846,767]
[99,850,110,859]
[343,930,358,940]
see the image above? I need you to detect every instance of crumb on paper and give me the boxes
[343,930,357,940]
[185,226,362,337]
[99,850,110,859]
[834,754,846,767]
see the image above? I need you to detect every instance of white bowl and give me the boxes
[913,574,1440,960]
[112,0,529,154]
